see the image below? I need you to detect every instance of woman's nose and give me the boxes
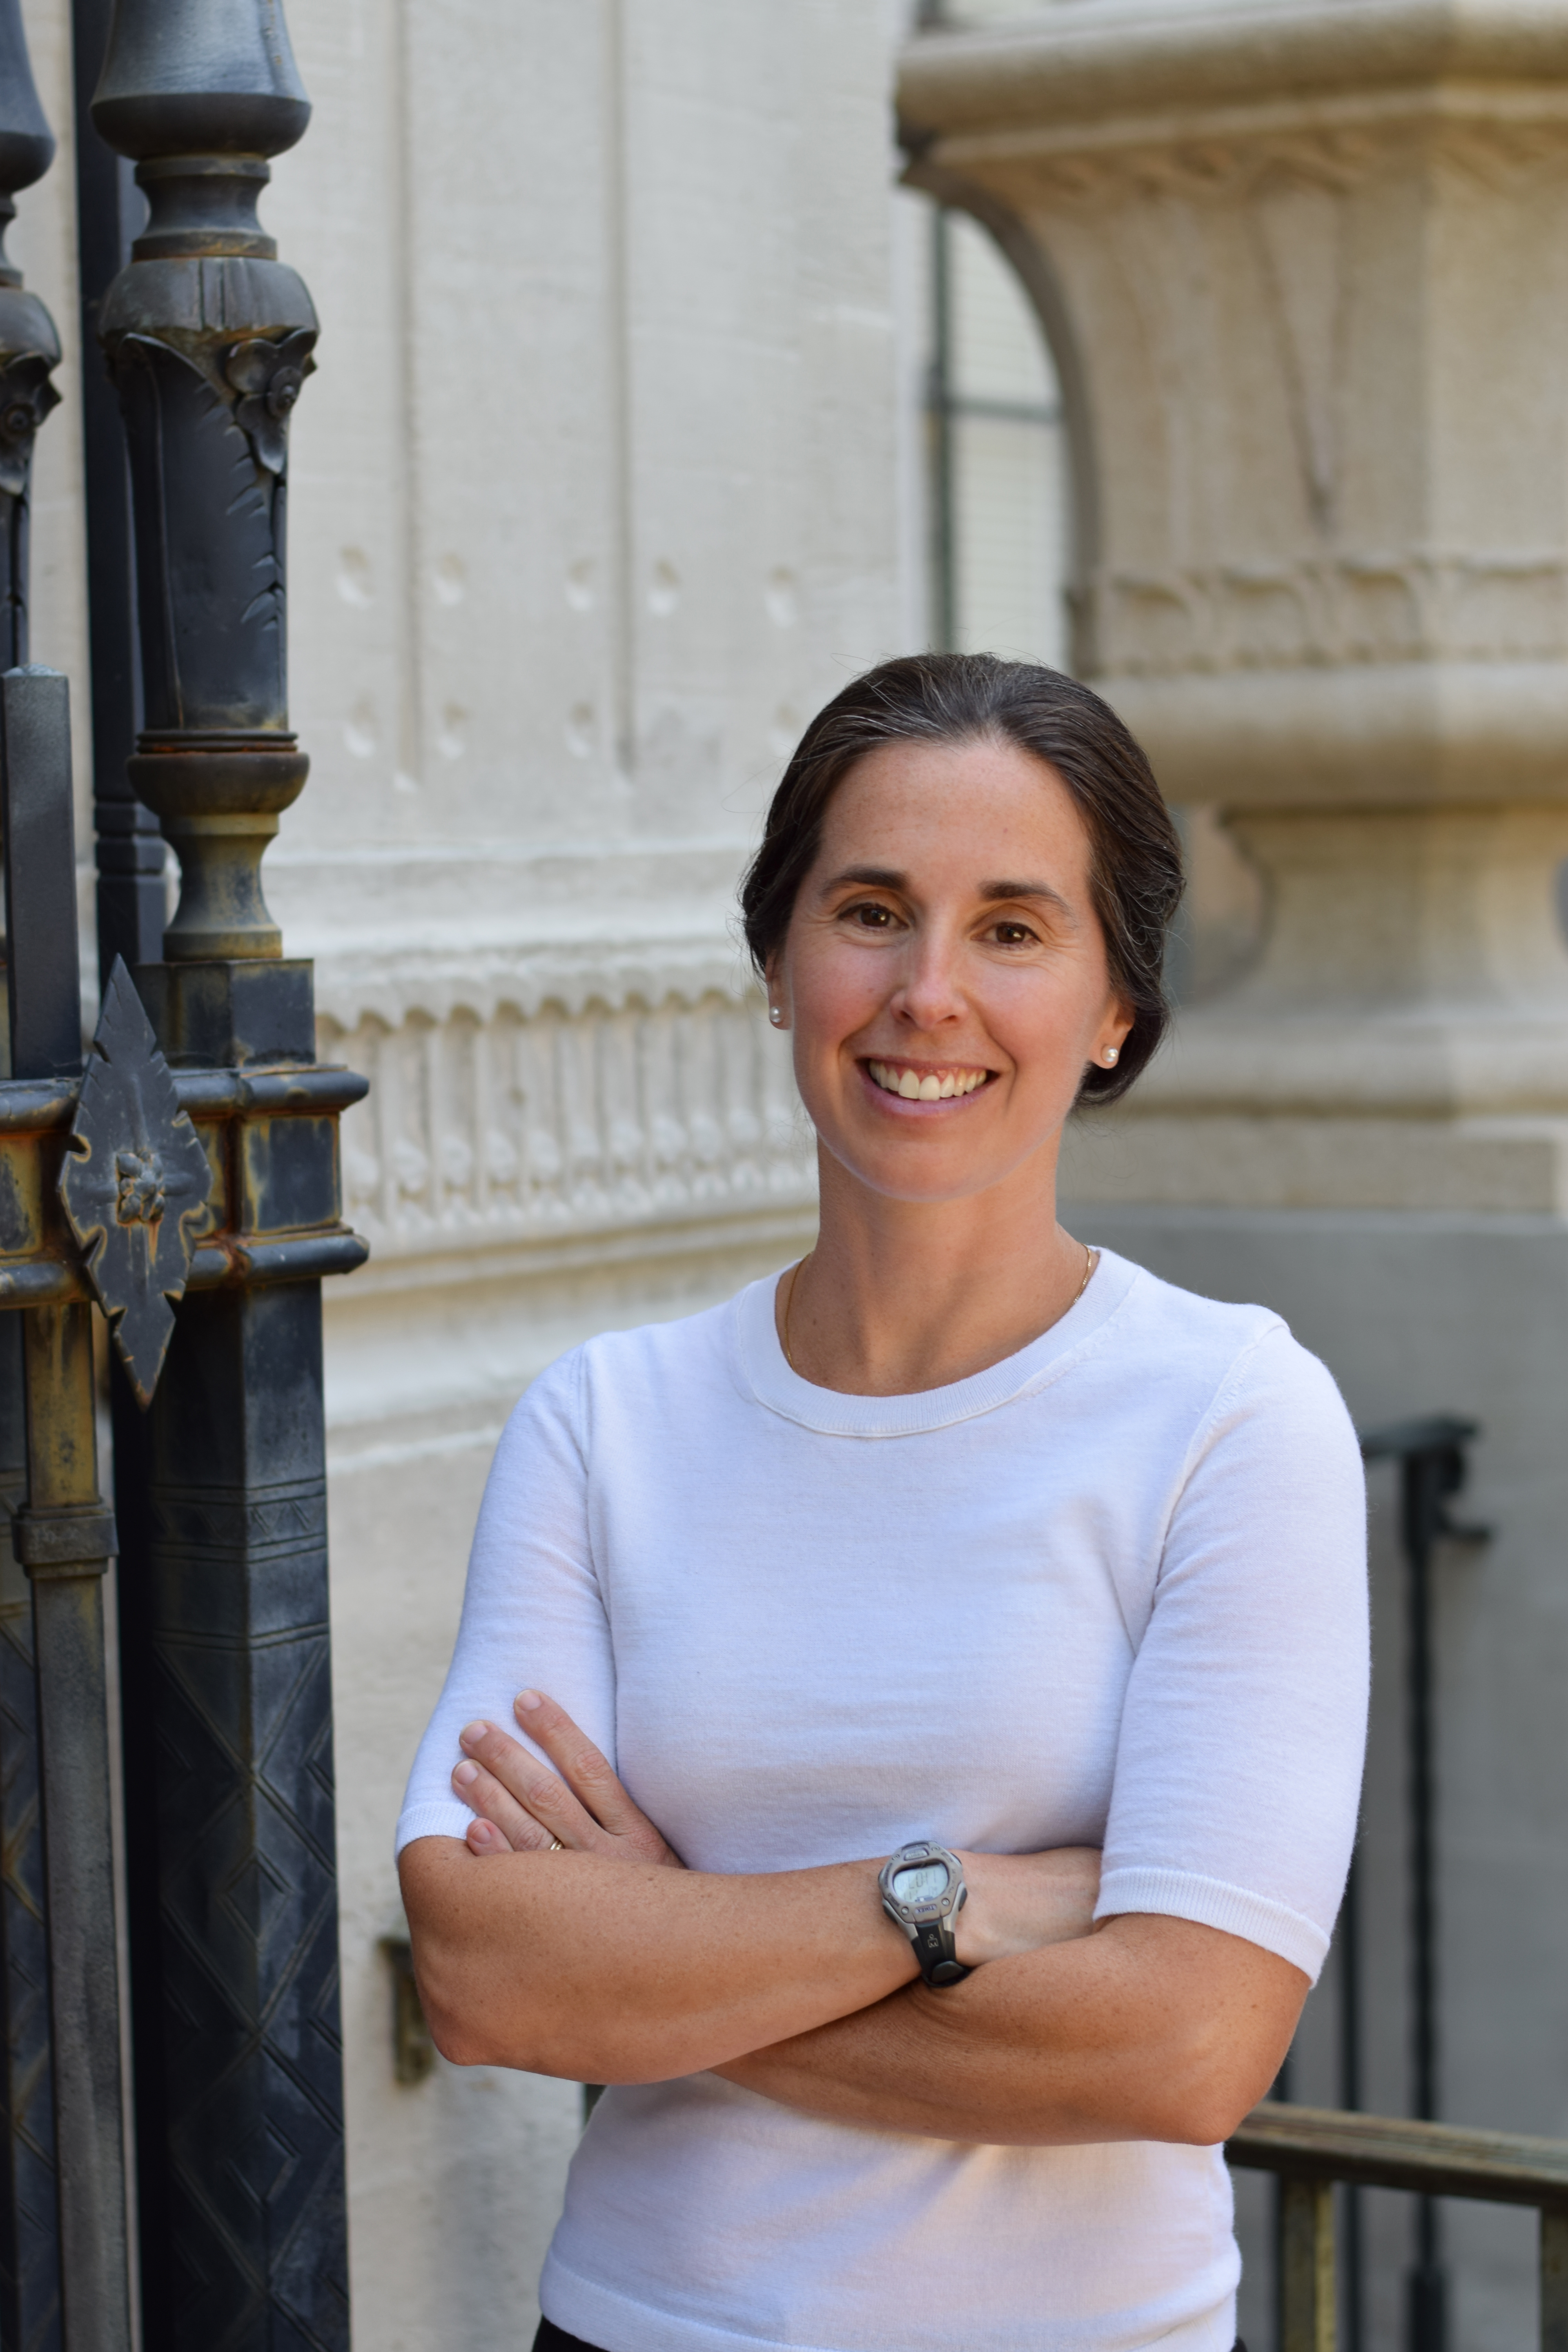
[892,939,965,1030]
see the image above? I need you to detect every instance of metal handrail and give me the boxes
[1228,2103,1568,2352]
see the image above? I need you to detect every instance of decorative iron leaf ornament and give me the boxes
[0,350,60,497]
[59,958,212,1406]
[223,327,316,475]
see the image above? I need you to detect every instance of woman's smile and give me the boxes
[861,1058,993,1105]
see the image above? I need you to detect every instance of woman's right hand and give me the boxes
[953,1846,1102,1967]
[452,1690,685,1868]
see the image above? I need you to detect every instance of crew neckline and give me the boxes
[733,1246,1142,1438]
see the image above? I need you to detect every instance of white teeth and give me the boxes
[867,1061,988,1098]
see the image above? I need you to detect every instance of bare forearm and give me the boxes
[400,1837,917,2081]
[402,1815,1103,2087]
[716,1916,1305,2148]
[414,1696,1298,2138]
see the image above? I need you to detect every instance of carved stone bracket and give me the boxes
[58,961,211,1408]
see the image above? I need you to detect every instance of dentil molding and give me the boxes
[321,981,815,1271]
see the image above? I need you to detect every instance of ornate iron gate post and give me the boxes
[0,19,67,2348]
[1,672,133,2352]
[69,0,160,988]
[82,2,363,2343]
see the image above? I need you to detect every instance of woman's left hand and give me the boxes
[452,1690,684,1868]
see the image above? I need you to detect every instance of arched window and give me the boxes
[923,205,1070,668]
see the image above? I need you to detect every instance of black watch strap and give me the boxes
[909,1916,969,1989]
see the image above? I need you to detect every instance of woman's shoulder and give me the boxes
[1100,1252,1344,1418]
[505,1282,755,1433]
[1102,1250,1283,1350]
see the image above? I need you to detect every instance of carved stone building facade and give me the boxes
[903,8,1568,2343]
[15,0,901,2341]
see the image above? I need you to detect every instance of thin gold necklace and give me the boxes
[781,1255,808,1372]
[780,1243,1096,1376]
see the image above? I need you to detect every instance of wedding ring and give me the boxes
[548,1836,564,1852]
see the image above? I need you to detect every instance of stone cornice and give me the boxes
[308,932,752,1031]
[898,0,1568,146]
[1101,663,1568,806]
[265,838,756,1027]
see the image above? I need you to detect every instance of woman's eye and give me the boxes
[990,920,1037,946]
[848,902,895,929]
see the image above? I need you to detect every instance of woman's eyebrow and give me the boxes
[980,878,1074,916]
[820,866,1076,918]
[820,864,906,893]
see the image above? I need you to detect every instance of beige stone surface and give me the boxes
[901,0,1568,1208]
[1062,1109,1568,1210]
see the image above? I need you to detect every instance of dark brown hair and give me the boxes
[740,652,1184,1104]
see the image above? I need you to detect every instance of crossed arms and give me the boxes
[397,1691,1308,2147]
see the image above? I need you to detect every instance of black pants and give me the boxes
[534,2327,1246,2351]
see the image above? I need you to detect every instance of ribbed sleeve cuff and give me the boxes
[1094,1867,1330,1982]
[394,1798,477,1858]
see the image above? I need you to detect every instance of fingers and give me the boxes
[452,1752,567,1851]
[512,1691,683,1866]
[511,1690,652,1840]
[453,1720,604,1851]
[451,1699,685,1867]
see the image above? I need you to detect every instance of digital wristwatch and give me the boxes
[878,1840,971,1988]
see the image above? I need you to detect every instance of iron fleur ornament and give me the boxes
[225,328,316,475]
[58,958,212,1406]
[0,351,58,496]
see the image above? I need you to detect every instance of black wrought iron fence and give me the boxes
[1249,1416,1514,2352]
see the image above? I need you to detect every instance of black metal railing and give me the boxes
[1230,2103,1568,2352]
[1296,1417,1490,2352]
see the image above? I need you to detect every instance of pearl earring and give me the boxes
[1102,1046,1119,1065]
[769,1007,783,1026]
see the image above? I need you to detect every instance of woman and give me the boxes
[398,653,1368,2352]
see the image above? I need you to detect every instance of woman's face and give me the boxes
[770,734,1133,1209]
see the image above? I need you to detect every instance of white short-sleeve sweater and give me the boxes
[397,1248,1369,2352]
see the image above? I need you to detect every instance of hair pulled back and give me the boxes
[740,652,1184,1105]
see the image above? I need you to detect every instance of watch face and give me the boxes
[892,1860,949,1906]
